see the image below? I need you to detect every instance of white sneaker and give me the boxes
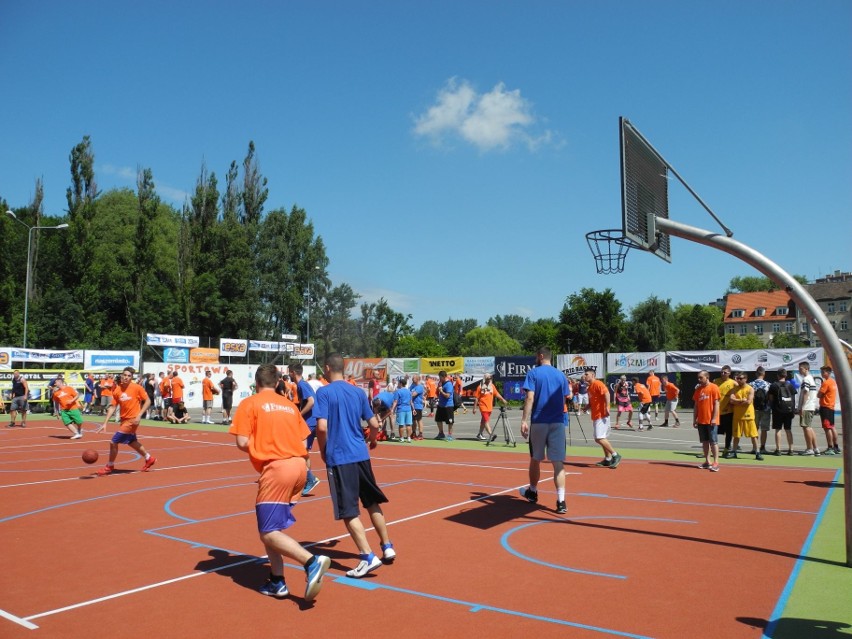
[71,432,83,440]
[346,553,382,578]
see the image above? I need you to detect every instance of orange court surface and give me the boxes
[0,418,843,639]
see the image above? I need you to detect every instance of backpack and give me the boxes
[753,385,767,411]
[775,382,794,414]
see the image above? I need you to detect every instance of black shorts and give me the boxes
[718,412,733,435]
[819,406,835,428]
[163,398,173,409]
[222,392,233,411]
[435,406,454,424]
[772,412,793,430]
[326,460,388,520]
[413,408,423,420]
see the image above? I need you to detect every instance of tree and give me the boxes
[459,326,521,356]
[728,274,808,293]
[770,333,808,348]
[724,334,765,350]
[312,283,360,359]
[438,318,479,355]
[557,288,628,353]
[671,304,723,350]
[65,137,99,295]
[521,318,559,354]
[626,296,674,351]
[355,298,413,357]
[394,334,447,358]
[486,314,531,343]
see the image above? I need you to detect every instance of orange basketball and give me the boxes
[82,449,99,464]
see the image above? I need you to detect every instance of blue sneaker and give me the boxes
[304,555,331,602]
[259,577,289,598]
[302,475,321,496]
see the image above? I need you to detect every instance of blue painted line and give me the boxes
[163,483,255,522]
[762,468,840,639]
[0,475,254,524]
[334,576,655,638]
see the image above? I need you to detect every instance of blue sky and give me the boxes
[1,1,849,328]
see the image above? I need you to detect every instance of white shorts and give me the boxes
[665,400,678,412]
[593,416,611,440]
[576,393,589,406]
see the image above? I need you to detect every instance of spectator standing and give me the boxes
[749,367,772,453]
[473,374,507,441]
[219,370,238,425]
[633,377,653,430]
[818,366,840,455]
[726,372,763,461]
[201,370,218,424]
[8,370,29,428]
[614,375,633,429]
[660,374,681,428]
[768,368,798,455]
[646,370,662,422]
[290,364,321,495]
[409,374,425,440]
[693,370,721,471]
[713,366,736,455]
[585,368,622,469]
[434,371,455,441]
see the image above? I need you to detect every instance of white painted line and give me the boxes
[0,607,39,629]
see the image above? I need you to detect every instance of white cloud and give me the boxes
[157,184,189,202]
[413,78,555,151]
[100,164,136,179]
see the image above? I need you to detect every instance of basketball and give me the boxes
[82,449,99,464]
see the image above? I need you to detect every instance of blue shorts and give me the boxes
[305,426,316,450]
[111,432,138,445]
[696,424,718,444]
[396,410,412,426]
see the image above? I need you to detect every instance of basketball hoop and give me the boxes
[585,229,640,275]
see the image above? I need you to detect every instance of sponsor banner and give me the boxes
[142,362,315,410]
[666,351,722,372]
[0,348,11,370]
[84,350,139,370]
[464,357,495,375]
[6,348,84,363]
[164,348,189,364]
[384,358,420,379]
[280,333,298,341]
[219,339,248,357]
[291,344,315,360]
[719,348,824,372]
[667,348,824,373]
[343,358,385,394]
[0,369,90,403]
[555,353,605,378]
[190,348,219,364]
[420,357,464,374]
[249,340,280,352]
[146,333,200,348]
[606,352,666,374]
[493,356,536,400]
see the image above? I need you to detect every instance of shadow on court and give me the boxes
[737,615,851,639]
[444,492,545,529]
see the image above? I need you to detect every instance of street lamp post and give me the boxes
[6,211,69,348]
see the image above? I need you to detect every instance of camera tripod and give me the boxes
[486,406,517,447]
[567,408,589,445]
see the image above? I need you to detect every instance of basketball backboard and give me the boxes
[620,117,671,262]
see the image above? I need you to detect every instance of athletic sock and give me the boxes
[557,488,565,501]
[144,454,151,460]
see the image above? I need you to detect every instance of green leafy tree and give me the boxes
[313,283,360,359]
[557,288,628,353]
[486,314,531,343]
[724,334,765,349]
[438,318,479,355]
[627,296,674,351]
[394,334,447,358]
[672,303,724,350]
[64,137,99,298]
[460,326,521,356]
[356,298,413,357]
[728,274,808,293]
[770,333,808,348]
[416,320,442,342]
[521,318,559,354]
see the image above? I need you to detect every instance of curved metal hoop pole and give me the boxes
[656,216,852,567]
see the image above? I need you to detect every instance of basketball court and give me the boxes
[0,417,847,638]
